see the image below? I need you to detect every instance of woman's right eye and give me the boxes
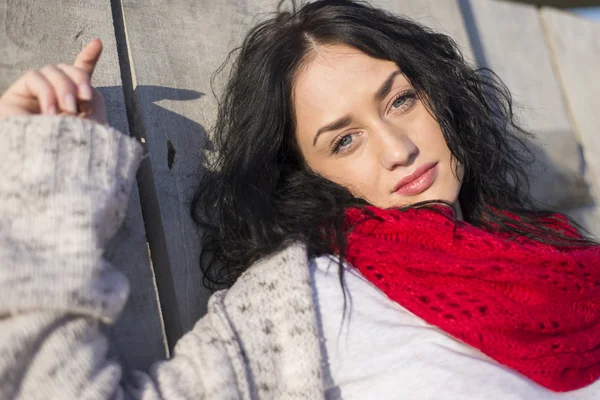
[331,133,355,154]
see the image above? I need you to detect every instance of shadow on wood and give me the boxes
[98,84,213,350]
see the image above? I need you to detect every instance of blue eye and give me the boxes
[390,90,417,111]
[339,135,353,147]
[392,96,407,108]
[331,134,354,154]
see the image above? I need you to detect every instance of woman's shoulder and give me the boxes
[224,241,311,303]
[210,241,324,397]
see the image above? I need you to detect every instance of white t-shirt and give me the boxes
[310,254,600,400]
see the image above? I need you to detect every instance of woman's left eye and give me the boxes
[392,96,407,108]
[390,91,416,111]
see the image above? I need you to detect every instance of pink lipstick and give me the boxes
[393,162,438,196]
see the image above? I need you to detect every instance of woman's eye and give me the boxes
[392,96,407,108]
[339,135,353,147]
[332,134,354,154]
[390,91,416,112]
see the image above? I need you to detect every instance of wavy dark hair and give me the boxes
[192,0,594,289]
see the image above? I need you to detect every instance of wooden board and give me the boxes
[119,0,281,337]
[541,7,600,237]
[458,0,590,210]
[0,0,167,369]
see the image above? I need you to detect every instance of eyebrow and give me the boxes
[375,70,403,102]
[312,69,403,147]
[312,115,352,146]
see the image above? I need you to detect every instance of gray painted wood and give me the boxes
[0,0,167,369]
[370,0,475,63]
[541,7,600,237]
[120,0,280,335]
[460,0,591,210]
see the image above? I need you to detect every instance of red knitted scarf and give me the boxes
[344,206,600,392]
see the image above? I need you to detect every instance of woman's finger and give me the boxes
[56,63,93,101]
[7,70,58,115]
[39,64,79,114]
[73,39,103,78]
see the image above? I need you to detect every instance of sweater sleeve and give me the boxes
[0,116,246,400]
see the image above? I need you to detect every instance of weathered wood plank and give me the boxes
[541,7,600,237]
[0,0,167,369]
[119,0,281,336]
[459,0,590,210]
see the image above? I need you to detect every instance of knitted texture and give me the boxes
[0,116,324,400]
[0,116,142,322]
[344,206,600,392]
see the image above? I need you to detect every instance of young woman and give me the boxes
[1,1,599,399]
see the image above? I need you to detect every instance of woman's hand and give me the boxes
[0,39,108,125]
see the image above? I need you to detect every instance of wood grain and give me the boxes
[0,0,167,369]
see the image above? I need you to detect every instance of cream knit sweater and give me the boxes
[0,116,324,399]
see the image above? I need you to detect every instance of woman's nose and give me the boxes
[378,127,419,170]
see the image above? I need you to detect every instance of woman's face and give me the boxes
[293,44,463,210]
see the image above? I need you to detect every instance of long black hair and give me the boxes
[192,0,594,289]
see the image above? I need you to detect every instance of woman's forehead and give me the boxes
[293,45,406,122]
[296,44,401,89]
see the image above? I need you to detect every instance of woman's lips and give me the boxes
[393,162,438,196]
